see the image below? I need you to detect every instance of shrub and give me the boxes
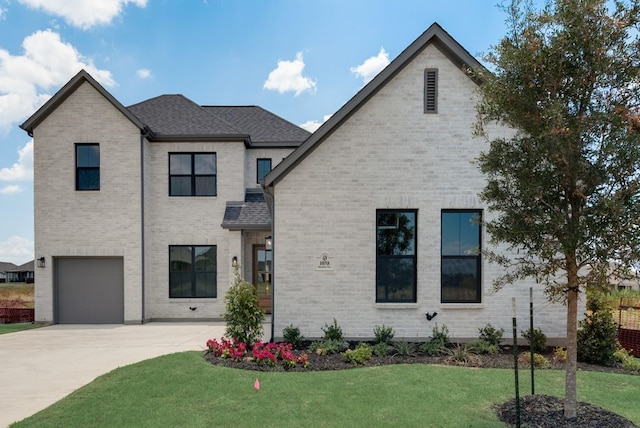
[613,347,640,371]
[419,340,447,356]
[518,351,550,368]
[283,324,304,349]
[321,318,344,342]
[223,268,265,345]
[444,343,481,366]
[343,343,373,365]
[478,323,504,347]
[205,337,247,361]
[393,340,416,356]
[553,347,567,363]
[521,327,547,353]
[577,301,618,365]
[472,339,500,355]
[308,339,348,355]
[430,323,450,346]
[371,342,393,357]
[373,324,395,344]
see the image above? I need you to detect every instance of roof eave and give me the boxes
[20,69,146,136]
[150,134,250,143]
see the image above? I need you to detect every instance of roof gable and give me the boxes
[262,22,484,188]
[20,69,146,136]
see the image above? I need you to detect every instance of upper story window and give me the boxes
[441,210,481,303]
[76,143,100,191]
[376,209,417,303]
[169,153,216,196]
[257,158,272,184]
[424,68,438,114]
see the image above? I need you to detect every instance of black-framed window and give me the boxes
[169,153,216,196]
[424,68,438,114]
[441,210,481,303]
[257,158,272,184]
[76,144,100,191]
[169,245,217,298]
[376,209,417,303]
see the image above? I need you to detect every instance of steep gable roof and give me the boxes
[203,106,311,146]
[20,69,146,136]
[127,95,246,141]
[262,22,484,188]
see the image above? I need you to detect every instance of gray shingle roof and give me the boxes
[221,189,271,230]
[0,262,18,273]
[127,95,243,137]
[203,106,311,144]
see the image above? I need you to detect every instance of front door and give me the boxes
[253,245,272,314]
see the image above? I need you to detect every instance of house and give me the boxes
[0,262,18,283]
[20,70,309,323]
[6,260,35,283]
[262,23,579,341]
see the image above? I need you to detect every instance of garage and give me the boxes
[55,257,124,324]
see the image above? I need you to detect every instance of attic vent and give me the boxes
[424,68,438,114]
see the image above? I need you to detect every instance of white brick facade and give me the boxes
[270,43,582,341]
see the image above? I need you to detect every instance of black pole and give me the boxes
[530,287,535,395]
[513,297,521,428]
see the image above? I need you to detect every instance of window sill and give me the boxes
[374,303,419,309]
[439,303,485,309]
[169,298,217,302]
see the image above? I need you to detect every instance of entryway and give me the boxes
[253,245,272,314]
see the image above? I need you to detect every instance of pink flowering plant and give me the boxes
[205,337,309,369]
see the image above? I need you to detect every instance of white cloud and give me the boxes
[0,235,34,265]
[350,47,390,85]
[0,6,6,20]
[0,140,33,182]
[299,114,332,133]
[136,68,151,79]
[0,29,114,134]
[0,184,24,195]
[264,52,317,96]
[18,0,147,30]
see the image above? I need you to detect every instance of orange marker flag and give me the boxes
[254,378,260,391]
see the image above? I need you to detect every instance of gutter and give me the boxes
[261,182,276,342]
[140,128,151,323]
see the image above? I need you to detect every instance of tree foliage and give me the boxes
[473,0,640,418]
[223,266,265,345]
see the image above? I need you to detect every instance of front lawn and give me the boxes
[0,323,39,335]
[12,351,640,427]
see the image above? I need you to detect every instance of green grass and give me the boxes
[0,323,39,335]
[12,352,640,428]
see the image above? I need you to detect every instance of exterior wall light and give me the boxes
[265,236,272,251]
[37,257,46,268]
[232,256,238,267]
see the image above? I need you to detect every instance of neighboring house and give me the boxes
[6,260,35,283]
[20,71,309,323]
[0,262,18,283]
[263,23,581,341]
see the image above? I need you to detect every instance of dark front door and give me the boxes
[253,246,272,314]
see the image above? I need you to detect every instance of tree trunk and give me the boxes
[564,265,579,419]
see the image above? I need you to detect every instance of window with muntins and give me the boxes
[169,245,217,298]
[76,143,100,191]
[257,158,272,183]
[169,153,216,196]
[424,68,438,114]
[376,210,417,303]
[441,210,481,303]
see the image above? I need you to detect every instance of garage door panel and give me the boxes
[56,258,124,324]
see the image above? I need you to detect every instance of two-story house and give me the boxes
[20,71,309,323]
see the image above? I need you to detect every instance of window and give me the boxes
[441,210,481,303]
[169,246,217,298]
[76,144,100,190]
[424,68,438,114]
[169,153,216,196]
[376,210,417,303]
[257,158,272,184]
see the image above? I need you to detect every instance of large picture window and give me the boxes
[169,153,216,196]
[76,144,100,191]
[376,210,417,303]
[441,210,481,303]
[169,246,217,298]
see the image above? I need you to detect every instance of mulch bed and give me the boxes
[204,345,639,427]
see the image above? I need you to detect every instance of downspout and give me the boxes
[139,129,149,323]
[262,182,275,342]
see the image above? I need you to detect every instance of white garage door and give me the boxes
[55,257,124,324]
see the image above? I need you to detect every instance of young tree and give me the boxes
[474,0,640,419]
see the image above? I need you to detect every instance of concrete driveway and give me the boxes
[0,322,258,427]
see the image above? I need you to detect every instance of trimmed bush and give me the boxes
[373,324,395,344]
[577,301,618,365]
[321,318,344,342]
[223,268,264,345]
[343,343,373,365]
[521,327,547,353]
[478,323,504,346]
[283,324,305,349]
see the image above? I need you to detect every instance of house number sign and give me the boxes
[316,252,333,271]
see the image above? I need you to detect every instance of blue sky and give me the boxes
[0,0,513,265]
